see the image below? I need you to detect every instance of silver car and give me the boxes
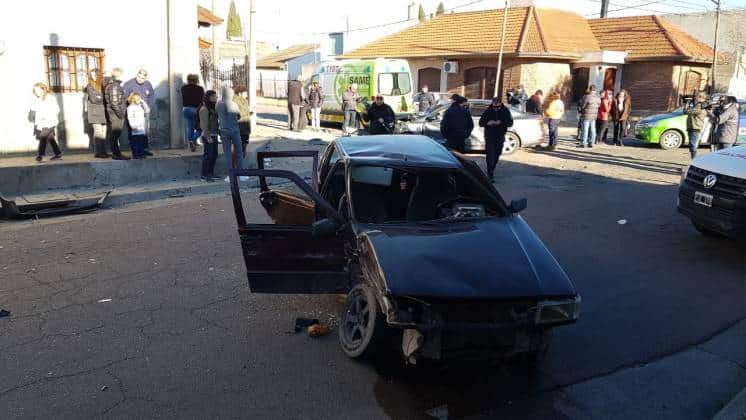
[400,99,545,154]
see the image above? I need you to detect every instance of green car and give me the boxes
[635,100,746,150]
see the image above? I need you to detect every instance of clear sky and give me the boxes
[251,0,746,49]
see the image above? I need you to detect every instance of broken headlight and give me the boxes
[534,296,581,325]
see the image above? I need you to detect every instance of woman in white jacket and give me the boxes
[30,83,62,162]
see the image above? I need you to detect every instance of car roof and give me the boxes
[334,135,462,169]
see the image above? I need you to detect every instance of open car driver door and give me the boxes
[230,153,350,294]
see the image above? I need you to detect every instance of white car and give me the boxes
[678,144,746,237]
[399,99,545,155]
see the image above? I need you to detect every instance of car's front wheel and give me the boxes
[659,130,684,150]
[503,132,520,155]
[339,284,385,359]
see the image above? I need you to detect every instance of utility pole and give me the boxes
[710,0,721,94]
[248,0,257,132]
[211,0,217,88]
[600,0,610,18]
[494,0,510,98]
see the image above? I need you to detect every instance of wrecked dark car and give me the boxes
[229,135,580,363]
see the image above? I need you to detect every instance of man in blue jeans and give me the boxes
[578,85,600,148]
[684,94,707,159]
[217,85,244,180]
[342,84,361,135]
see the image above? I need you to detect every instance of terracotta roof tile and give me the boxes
[197,6,223,26]
[344,7,597,59]
[588,16,714,61]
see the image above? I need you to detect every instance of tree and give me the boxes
[226,0,243,40]
[436,2,445,15]
[418,4,426,22]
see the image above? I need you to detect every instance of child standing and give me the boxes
[126,92,150,159]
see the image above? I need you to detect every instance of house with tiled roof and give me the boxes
[344,6,716,112]
[588,15,715,111]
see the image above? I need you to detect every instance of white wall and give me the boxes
[0,0,199,154]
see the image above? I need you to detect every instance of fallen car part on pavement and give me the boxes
[0,191,110,220]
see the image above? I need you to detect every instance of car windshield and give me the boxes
[348,165,503,224]
[378,72,412,96]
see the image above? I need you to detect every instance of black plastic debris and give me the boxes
[294,317,319,333]
[0,192,110,220]
[0,309,10,318]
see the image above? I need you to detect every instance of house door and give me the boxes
[683,70,702,97]
[464,67,497,99]
[603,68,617,92]
[571,67,589,102]
[418,67,441,91]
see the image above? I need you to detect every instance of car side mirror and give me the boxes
[311,217,340,238]
[509,198,527,213]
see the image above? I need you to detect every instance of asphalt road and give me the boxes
[1,136,745,419]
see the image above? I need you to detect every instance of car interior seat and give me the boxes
[406,173,458,221]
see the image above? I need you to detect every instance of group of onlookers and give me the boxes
[286,78,326,132]
[685,94,740,159]
[180,74,253,182]
[577,85,632,148]
[30,68,155,162]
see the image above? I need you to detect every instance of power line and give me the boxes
[586,0,703,16]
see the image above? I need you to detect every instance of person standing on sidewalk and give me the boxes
[342,84,361,135]
[479,96,513,179]
[217,85,244,180]
[611,90,632,147]
[579,85,600,148]
[84,69,109,158]
[711,95,739,151]
[525,90,544,115]
[307,81,324,131]
[30,82,62,162]
[126,93,149,159]
[596,90,612,145]
[440,94,473,154]
[104,68,130,160]
[544,92,564,151]
[414,85,436,113]
[232,85,252,169]
[684,94,707,159]
[198,90,220,182]
[123,69,155,156]
[287,77,304,131]
[181,74,204,152]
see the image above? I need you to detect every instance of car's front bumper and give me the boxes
[678,181,746,238]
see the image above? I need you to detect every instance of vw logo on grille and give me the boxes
[703,174,717,189]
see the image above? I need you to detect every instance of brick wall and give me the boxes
[621,61,711,112]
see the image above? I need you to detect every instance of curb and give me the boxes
[714,388,746,420]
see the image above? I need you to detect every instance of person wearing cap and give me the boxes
[440,94,473,154]
[684,93,707,159]
[479,96,514,179]
[711,95,739,151]
[364,95,396,135]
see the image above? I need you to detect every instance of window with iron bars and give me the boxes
[43,46,105,93]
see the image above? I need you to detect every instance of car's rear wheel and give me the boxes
[503,132,520,155]
[339,284,385,359]
[659,130,684,150]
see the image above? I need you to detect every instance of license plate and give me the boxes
[694,191,713,207]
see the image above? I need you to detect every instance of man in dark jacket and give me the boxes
[364,96,396,135]
[712,96,740,151]
[525,90,543,115]
[123,69,155,155]
[479,96,514,179]
[684,93,707,158]
[440,95,473,153]
[611,89,632,146]
[104,67,130,160]
[414,85,436,113]
[287,77,304,131]
[578,85,601,148]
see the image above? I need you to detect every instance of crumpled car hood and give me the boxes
[360,216,576,299]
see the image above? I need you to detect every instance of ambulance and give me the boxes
[307,58,414,126]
